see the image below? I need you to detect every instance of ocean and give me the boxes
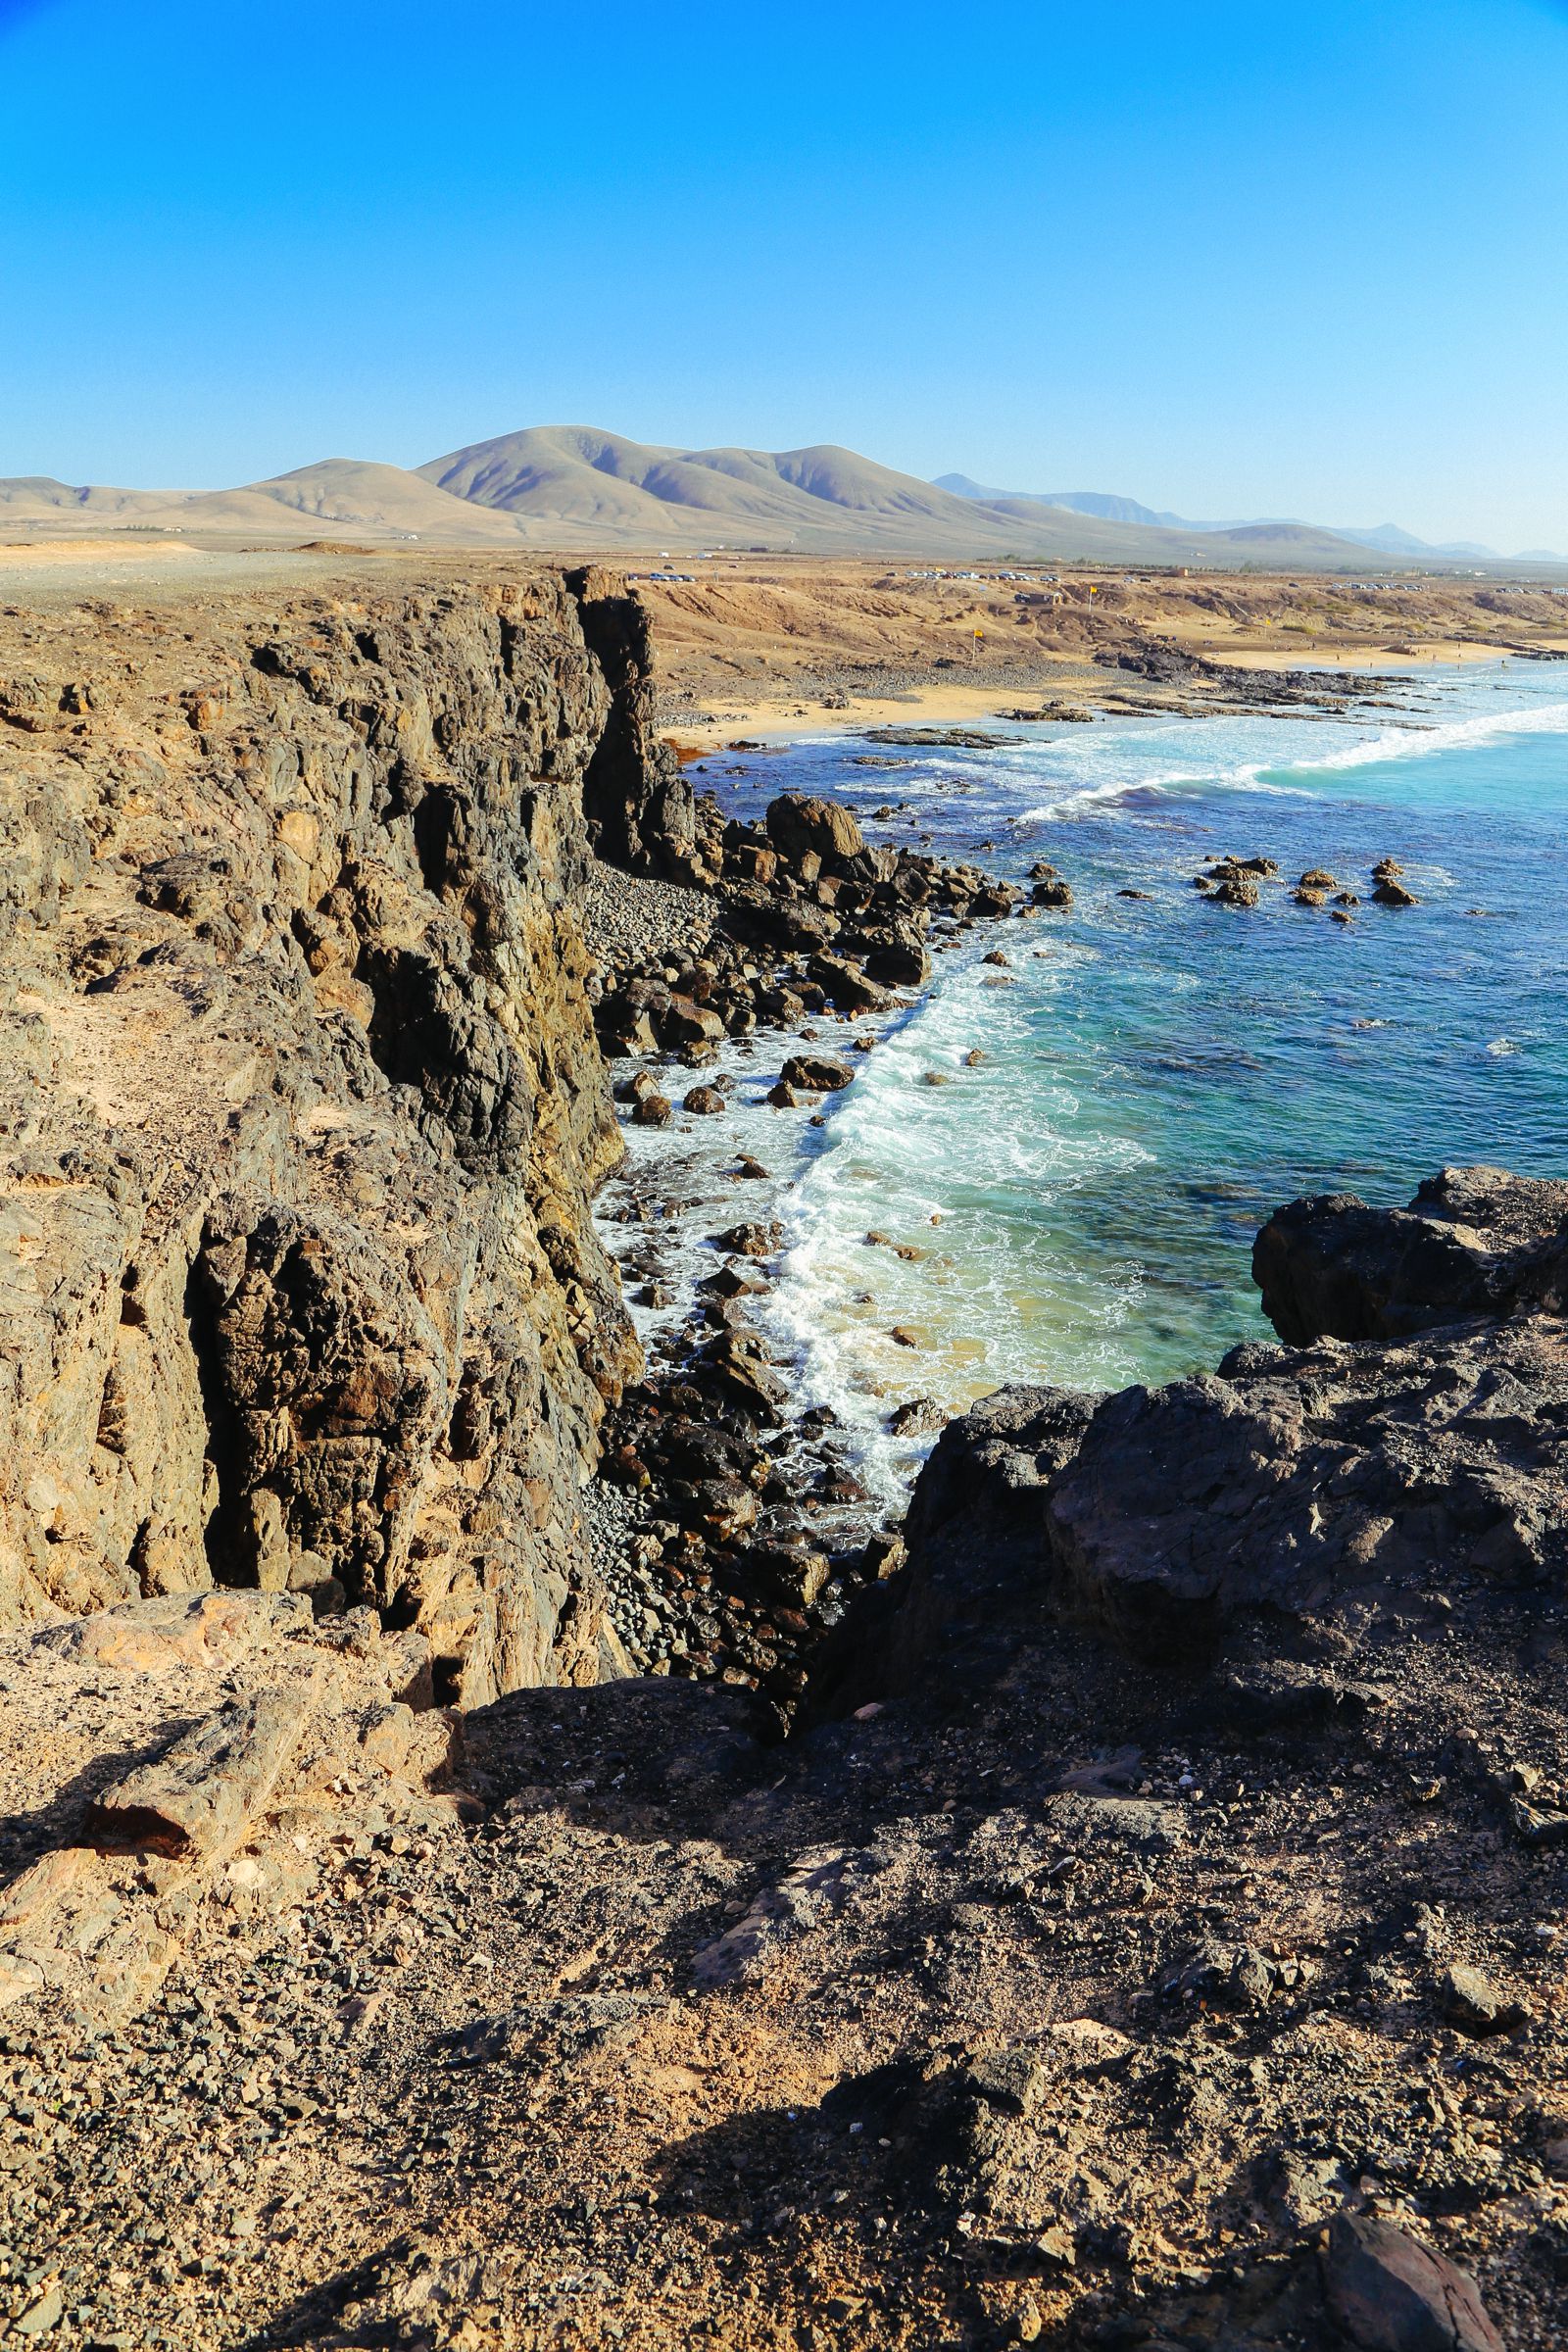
[602,662,1568,1506]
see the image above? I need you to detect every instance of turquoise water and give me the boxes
[702,664,1568,1494]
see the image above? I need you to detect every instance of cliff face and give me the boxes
[0,570,672,1699]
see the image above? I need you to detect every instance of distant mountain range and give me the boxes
[932,473,1527,563]
[0,428,1558,571]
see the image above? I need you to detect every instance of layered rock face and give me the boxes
[0,571,670,1698]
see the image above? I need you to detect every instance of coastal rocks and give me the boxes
[1199,856,1276,908]
[806,949,893,1014]
[1045,1314,1568,1653]
[969,880,1021,916]
[888,1396,946,1438]
[839,1166,1568,1696]
[862,725,1009,749]
[863,931,932,987]
[829,1387,1101,1700]
[1031,878,1073,909]
[1252,1164,1568,1345]
[1099,640,1400,710]
[694,1330,789,1417]
[662,993,725,1046]
[1184,853,1419,918]
[779,1052,854,1093]
[765,792,864,863]
[681,1084,726,1115]
[592,773,1015,1111]
[710,1219,782,1259]
[569,566,704,881]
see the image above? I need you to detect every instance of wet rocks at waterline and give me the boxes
[591,789,1024,1055]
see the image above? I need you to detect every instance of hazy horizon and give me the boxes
[2,0,1566,551]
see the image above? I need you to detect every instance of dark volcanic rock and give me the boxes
[1322,2212,1505,2352]
[1046,1319,1568,1653]
[569,566,702,880]
[830,1387,1100,1701]
[840,1169,1568,1697]
[1254,1164,1568,1345]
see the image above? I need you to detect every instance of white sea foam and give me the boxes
[601,664,1568,1514]
[747,956,1157,1507]
[1005,696,1568,827]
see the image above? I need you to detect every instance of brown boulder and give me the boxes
[766,792,864,865]
[779,1053,855,1093]
[1322,2212,1504,2352]
[806,951,893,1014]
[660,993,725,1045]
[710,1220,783,1259]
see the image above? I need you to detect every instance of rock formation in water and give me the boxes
[1253,1163,1568,1345]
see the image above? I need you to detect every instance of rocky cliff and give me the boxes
[0,568,690,1700]
[1,1169,1559,2350]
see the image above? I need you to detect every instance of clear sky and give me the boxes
[1,0,1565,550]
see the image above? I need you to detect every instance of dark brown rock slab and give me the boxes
[1322,2212,1505,2352]
[1254,1164,1568,1346]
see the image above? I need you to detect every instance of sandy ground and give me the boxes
[632,559,1568,748]
[661,682,1071,753]
[1197,637,1557,671]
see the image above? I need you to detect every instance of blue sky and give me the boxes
[1,0,1565,548]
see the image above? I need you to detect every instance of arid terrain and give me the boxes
[0,560,1563,2352]
[12,426,1565,574]
[638,560,1568,742]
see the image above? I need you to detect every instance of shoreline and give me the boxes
[594,649,1568,1600]
[660,646,1555,757]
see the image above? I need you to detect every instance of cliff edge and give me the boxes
[0,569,688,1700]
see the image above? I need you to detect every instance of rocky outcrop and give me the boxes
[1047,1314,1566,1653]
[0,572,672,1697]
[566,565,699,878]
[0,1166,1553,2348]
[1254,1162,1568,1345]
[846,1164,1568,1692]
[591,789,1013,1053]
